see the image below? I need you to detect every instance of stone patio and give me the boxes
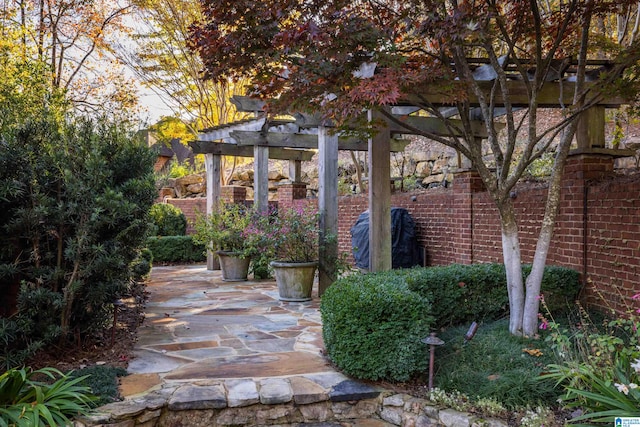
[75,265,503,426]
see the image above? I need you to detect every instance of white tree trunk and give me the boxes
[499,205,525,336]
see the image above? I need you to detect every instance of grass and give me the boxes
[434,318,561,409]
[70,365,128,407]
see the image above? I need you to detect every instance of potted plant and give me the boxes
[194,202,260,281]
[261,205,319,301]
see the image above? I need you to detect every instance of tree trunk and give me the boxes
[498,201,525,336]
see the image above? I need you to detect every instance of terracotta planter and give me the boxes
[270,261,318,301]
[217,251,250,282]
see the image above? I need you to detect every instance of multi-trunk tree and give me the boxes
[190,0,640,336]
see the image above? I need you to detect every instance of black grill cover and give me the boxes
[350,207,422,270]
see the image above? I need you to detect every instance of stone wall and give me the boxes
[75,388,508,427]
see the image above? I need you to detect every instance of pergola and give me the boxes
[191,59,632,295]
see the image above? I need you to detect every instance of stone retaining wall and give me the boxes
[75,387,509,427]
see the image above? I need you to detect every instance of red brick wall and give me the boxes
[166,156,640,313]
[164,198,207,234]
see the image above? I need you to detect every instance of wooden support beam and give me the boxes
[190,141,315,161]
[576,106,605,150]
[400,81,625,108]
[318,125,339,295]
[229,130,409,152]
[204,153,221,271]
[288,160,302,183]
[294,114,500,139]
[368,110,392,272]
[386,115,502,138]
[199,118,265,141]
[231,96,266,112]
[254,145,269,213]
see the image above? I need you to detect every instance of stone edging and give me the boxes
[74,375,509,427]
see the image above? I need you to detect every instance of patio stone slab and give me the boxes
[163,351,332,380]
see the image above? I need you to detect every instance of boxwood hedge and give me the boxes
[405,264,580,328]
[321,263,580,382]
[321,271,432,382]
[146,236,206,263]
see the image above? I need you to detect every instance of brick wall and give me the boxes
[166,155,640,312]
[164,198,207,234]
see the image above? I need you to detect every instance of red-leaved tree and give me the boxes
[190,0,640,336]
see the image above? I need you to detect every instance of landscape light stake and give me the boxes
[421,332,444,390]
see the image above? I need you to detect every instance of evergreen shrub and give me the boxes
[0,118,157,366]
[130,248,153,281]
[149,203,187,236]
[320,264,579,383]
[146,236,206,263]
[321,271,432,382]
[405,264,580,328]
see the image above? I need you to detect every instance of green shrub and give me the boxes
[0,118,156,354]
[406,264,580,328]
[0,366,95,426]
[530,265,581,313]
[149,203,187,236]
[72,366,127,407]
[1,286,64,370]
[130,248,153,281]
[146,236,206,263]
[321,271,433,382]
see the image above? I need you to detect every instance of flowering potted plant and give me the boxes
[260,205,319,301]
[194,202,260,281]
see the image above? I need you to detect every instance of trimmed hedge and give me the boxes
[146,236,206,263]
[321,271,432,382]
[321,263,580,382]
[149,203,187,236]
[405,263,580,328]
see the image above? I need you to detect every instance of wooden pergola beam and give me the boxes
[232,81,625,115]
[229,130,410,152]
[190,141,316,161]
[400,81,625,108]
[295,112,501,138]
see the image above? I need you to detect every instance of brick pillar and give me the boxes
[564,154,614,182]
[221,185,247,204]
[562,153,615,306]
[452,170,484,265]
[277,182,308,210]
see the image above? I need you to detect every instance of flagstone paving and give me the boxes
[120,265,377,406]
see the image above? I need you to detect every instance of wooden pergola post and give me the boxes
[318,125,339,295]
[204,153,221,270]
[368,109,392,272]
[576,106,605,149]
[288,160,302,183]
[254,145,269,212]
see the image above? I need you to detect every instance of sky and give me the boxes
[138,89,175,124]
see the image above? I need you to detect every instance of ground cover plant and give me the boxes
[71,366,128,407]
[435,319,559,409]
